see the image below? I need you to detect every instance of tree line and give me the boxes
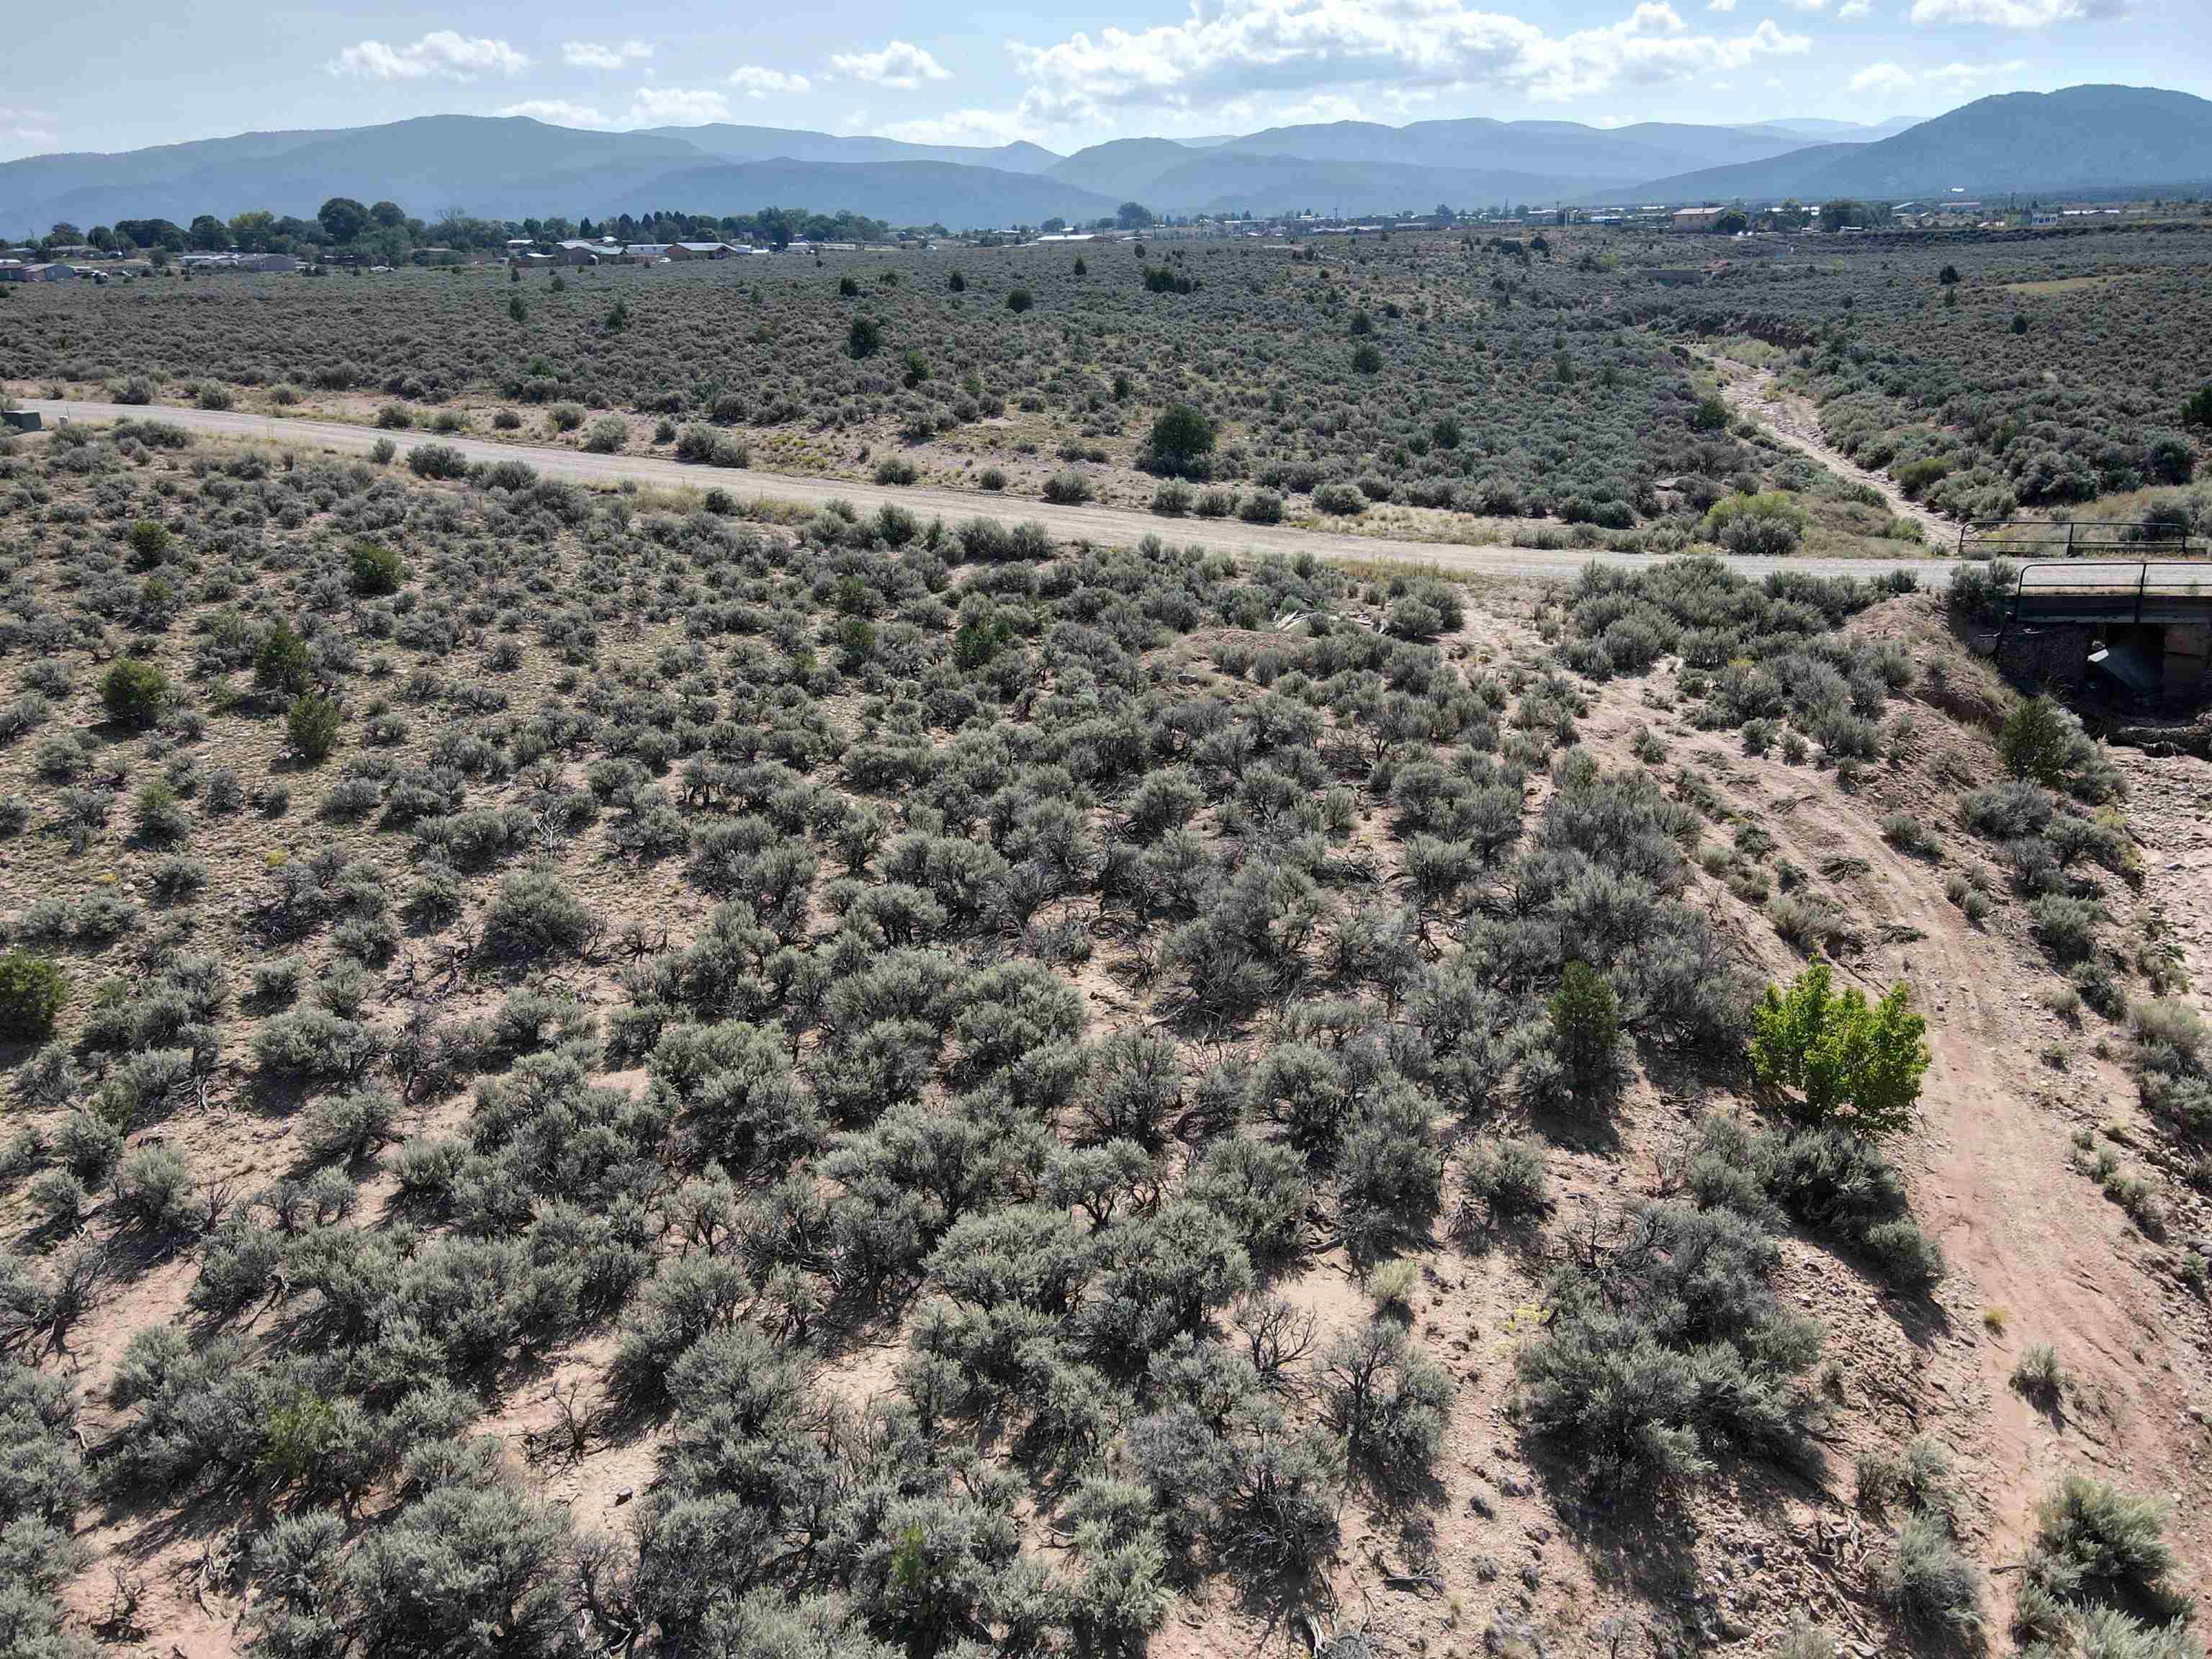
[3,200,906,264]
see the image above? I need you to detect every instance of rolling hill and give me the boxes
[1599,86,2212,204]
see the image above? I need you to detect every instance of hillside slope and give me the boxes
[0,413,2205,1659]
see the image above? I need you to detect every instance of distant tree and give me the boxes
[1549,962,1620,1097]
[0,951,68,1040]
[187,215,227,250]
[1007,289,1034,313]
[117,217,185,252]
[1148,404,1215,475]
[1042,217,1067,233]
[1818,199,1869,233]
[1939,264,1961,285]
[1116,201,1156,230]
[45,222,82,245]
[100,659,169,726]
[1713,210,1748,235]
[848,316,883,358]
[368,200,407,229]
[2182,382,2212,429]
[87,225,117,251]
[227,210,276,251]
[317,197,370,244]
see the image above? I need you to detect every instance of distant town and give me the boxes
[4,187,2203,284]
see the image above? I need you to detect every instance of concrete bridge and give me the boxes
[1997,559,2212,697]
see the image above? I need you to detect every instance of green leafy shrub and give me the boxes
[1146,403,1215,476]
[0,951,68,1040]
[347,539,404,595]
[126,518,172,567]
[100,658,170,725]
[1750,965,1930,1139]
[286,692,342,761]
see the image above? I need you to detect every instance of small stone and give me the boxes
[613,1487,634,1506]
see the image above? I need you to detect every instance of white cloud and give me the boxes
[1706,0,1737,10]
[499,99,612,126]
[497,86,739,128]
[828,40,952,89]
[1848,60,1916,89]
[1836,0,1871,16]
[1010,0,1812,125]
[1926,55,2027,81]
[879,107,1036,145]
[1909,0,2121,24]
[1849,54,2026,92]
[0,106,59,158]
[1779,0,1826,11]
[330,31,529,81]
[625,86,733,125]
[728,66,812,97]
[562,40,653,69]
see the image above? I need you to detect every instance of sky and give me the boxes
[4,0,2205,161]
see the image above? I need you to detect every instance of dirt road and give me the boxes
[1707,361,1957,548]
[20,399,1954,589]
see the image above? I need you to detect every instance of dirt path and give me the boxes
[18,399,1952,590]
[1574,633,2212,1596]
[2112,745,2212,999]
[1705,359,1957,549]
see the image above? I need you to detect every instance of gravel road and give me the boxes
[21,399,1954,588]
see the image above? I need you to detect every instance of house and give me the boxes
[625,243,673,261]
[554,240,609,265]
[672,240,741,259]
[0,262,76,282]
[1671,206,1725,231]
[507,251,557,270]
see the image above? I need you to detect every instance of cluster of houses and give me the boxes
[0,258,81,282]
[505,237,758,269]
[1,248,302,282]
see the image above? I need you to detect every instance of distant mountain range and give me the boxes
[2,86,2206,236]
[1593,86,2212,205]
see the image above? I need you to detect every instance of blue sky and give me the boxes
[5,0,2203,159]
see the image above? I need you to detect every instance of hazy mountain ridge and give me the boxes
[1596,86,2212,204]
[639,124,1061,174]
[0,89,2202,235]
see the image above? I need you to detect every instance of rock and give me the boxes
[613,1486,633,1506]
[1483,1614,1545,1658]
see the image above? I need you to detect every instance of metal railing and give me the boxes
[2009,559,2212,626]
[1961,518,2202,560]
